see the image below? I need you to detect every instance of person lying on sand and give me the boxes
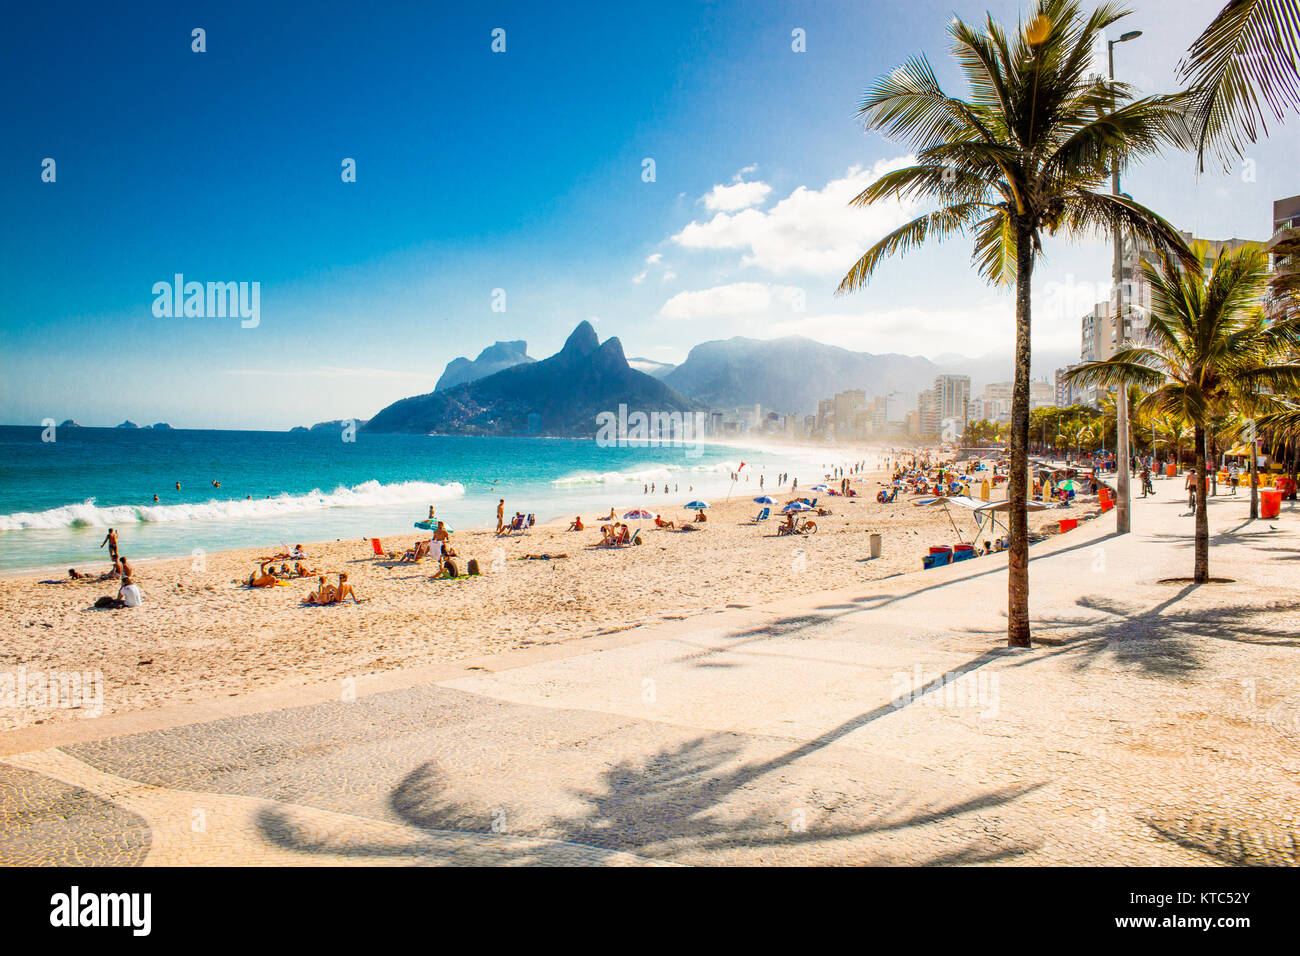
[68,568,90,580]
[654,514,675,529]
[291,544,305,560]
[568,516,584,531]
[248,562,279,588]
[290,562,320,578]
[523,553,568,560]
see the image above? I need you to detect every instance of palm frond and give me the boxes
[1178,0,1300,171]
[836,203,985,294]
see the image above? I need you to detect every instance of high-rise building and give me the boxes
[933,374,970,435]
[833,389,866,439]
[1265,194,1300,324]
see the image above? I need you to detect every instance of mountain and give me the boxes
[627,357,677,379]
[663,337,941,415]
[363,321,702,436]
[309,419,367,432]
[435,340,534,391]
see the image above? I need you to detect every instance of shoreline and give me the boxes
[0,468,1097,732]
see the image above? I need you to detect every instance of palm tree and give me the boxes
[1179,0,1300,170]
[837,0,1195,647]
[1066,241,1300,582]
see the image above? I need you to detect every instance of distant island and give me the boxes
[115,420,139,429]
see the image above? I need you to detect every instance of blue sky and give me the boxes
[2,0,1298,429]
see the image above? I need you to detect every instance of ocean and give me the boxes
[0,425,855,574]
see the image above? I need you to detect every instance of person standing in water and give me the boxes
[100,528,119,565]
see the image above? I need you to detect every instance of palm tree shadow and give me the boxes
[254,732,1044,865]
[995,588,1300,680]
[380,734,1044,863]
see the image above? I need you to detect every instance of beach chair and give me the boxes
[754,506,770,523]
[525,514,535,531]
[503,514,525,534]
[370,538,385,556]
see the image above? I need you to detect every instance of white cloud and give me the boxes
[659,282,805,321]
[702,179,773,212]
[632,271,647,284]
[661,269,676,282]
[645,253,663,265]
[673,156,919,275]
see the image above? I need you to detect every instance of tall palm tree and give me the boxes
[1066,241,1300,582]
[838,0,1195,646]
[1180,0,1300,170]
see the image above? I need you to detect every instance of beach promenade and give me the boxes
[3,479,1297,866]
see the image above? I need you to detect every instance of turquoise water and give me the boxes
[0,426,841,573]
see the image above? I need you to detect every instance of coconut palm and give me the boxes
[1179,0,1300,170]
[1066,241,1300,582]
[836,0,1195,646]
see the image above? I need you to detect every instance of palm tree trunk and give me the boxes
[1007,224,1033,648]
[1249,435,1259,519]
[1194,424,1209,584]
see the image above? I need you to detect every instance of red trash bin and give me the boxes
[1166,462,1176,477]
[1260,488,1282,519]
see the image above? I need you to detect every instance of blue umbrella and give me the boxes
[753,495,775,504]
[685,500,710,510]
[781,501,811,513]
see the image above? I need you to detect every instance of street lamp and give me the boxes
[1109,28,1141,533]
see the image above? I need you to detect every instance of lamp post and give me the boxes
[1109,29,1141,533]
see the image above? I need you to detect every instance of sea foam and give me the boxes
[0,479,465,531]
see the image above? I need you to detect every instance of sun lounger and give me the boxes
[754,506,770,523]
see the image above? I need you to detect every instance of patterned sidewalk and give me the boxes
[3,482,1297,866]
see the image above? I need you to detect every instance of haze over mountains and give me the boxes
[434,340,535,392]
[363,322,700,436]
[356,323,1076,436]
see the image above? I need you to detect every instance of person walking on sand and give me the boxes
[100,528,119,565]
[496,499,505,533]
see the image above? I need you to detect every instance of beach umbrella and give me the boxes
[414,520,454,532]
[685,500,710,510]
[752,495,775,504]
[623,509,653,519]
[1057,479,1078,492]
[781,501,811,513]
[811,484,829,492]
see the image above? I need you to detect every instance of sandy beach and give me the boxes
[0,469,1095,730]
